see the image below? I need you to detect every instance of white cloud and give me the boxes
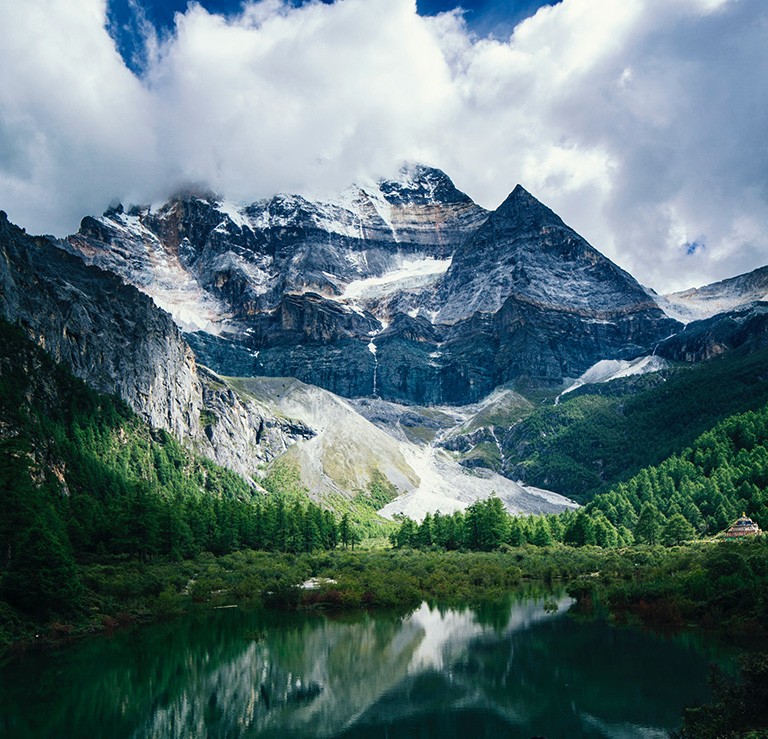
[0,0,766,291]
[0,0,163,230]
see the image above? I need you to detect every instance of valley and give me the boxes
[2,164,768,737]
[3,0,768,734]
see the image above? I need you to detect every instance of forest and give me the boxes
[0,321,362,622]
[504,347,768,501]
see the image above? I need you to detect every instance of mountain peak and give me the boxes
[376,162,473,206]
[437,181,672,326]
[494,184,564,227]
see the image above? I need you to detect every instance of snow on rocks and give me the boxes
[340,257,452,302]
[557,355,668,401]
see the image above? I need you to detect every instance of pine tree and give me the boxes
[507,516,527,547]
[531,517,554,547]
[662,513,696,546]
[635,502,662,545]
[3,515,83,618]
[339,512,352,550]
[563,510,596,547]
[415,513,433,548]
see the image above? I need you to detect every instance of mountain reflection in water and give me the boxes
[0,591,732,738]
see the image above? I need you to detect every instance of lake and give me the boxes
[0,591,735,738]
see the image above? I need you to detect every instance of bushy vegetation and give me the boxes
[570,539,768,635]
[0,544,679,649]
[673,653,768,738]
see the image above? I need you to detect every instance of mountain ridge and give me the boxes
[62,165,680,404]
[4,162,768,520]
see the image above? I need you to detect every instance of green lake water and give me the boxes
[0,592,736,738]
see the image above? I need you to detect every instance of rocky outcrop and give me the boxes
[65,164,488,326]
[197,367,313,474]
[0,211,311,478]
[648,263,768,364]
[654,264,768,324]
[0,211,202,441]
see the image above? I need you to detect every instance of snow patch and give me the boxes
[558,355,667,401]
[93,213,232,335]
[150,293,226,334]
[341,257,452,302]
[216,200,250,230]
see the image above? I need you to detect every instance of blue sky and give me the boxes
[2,0,766,292]
[108,0,553,31]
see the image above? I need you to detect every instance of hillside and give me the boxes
[392,395,768,551]
[493,347,768,502]
[228,376,576,521]
[0,321,340,619]
[582,401,768,542]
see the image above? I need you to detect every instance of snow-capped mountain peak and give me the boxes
[64,166,679,405]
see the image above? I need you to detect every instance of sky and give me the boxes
[0,0,766,293]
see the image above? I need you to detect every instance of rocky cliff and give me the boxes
[653,264,768,324]
[655,303,768,362]
[650,264,768,362]
[0,211,311,478]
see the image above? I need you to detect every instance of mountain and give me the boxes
[0,204,578,518]
[0,211,311,479]
[656,303,768,363]
[654,264,768,324]
[645,264,768,362]
[8,160,768,521]
[63,165,679,404]
[428,185,678,391]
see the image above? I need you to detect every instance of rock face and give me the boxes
[0,211,311,477]
[656,303,768,363]
[63,165,680,404]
